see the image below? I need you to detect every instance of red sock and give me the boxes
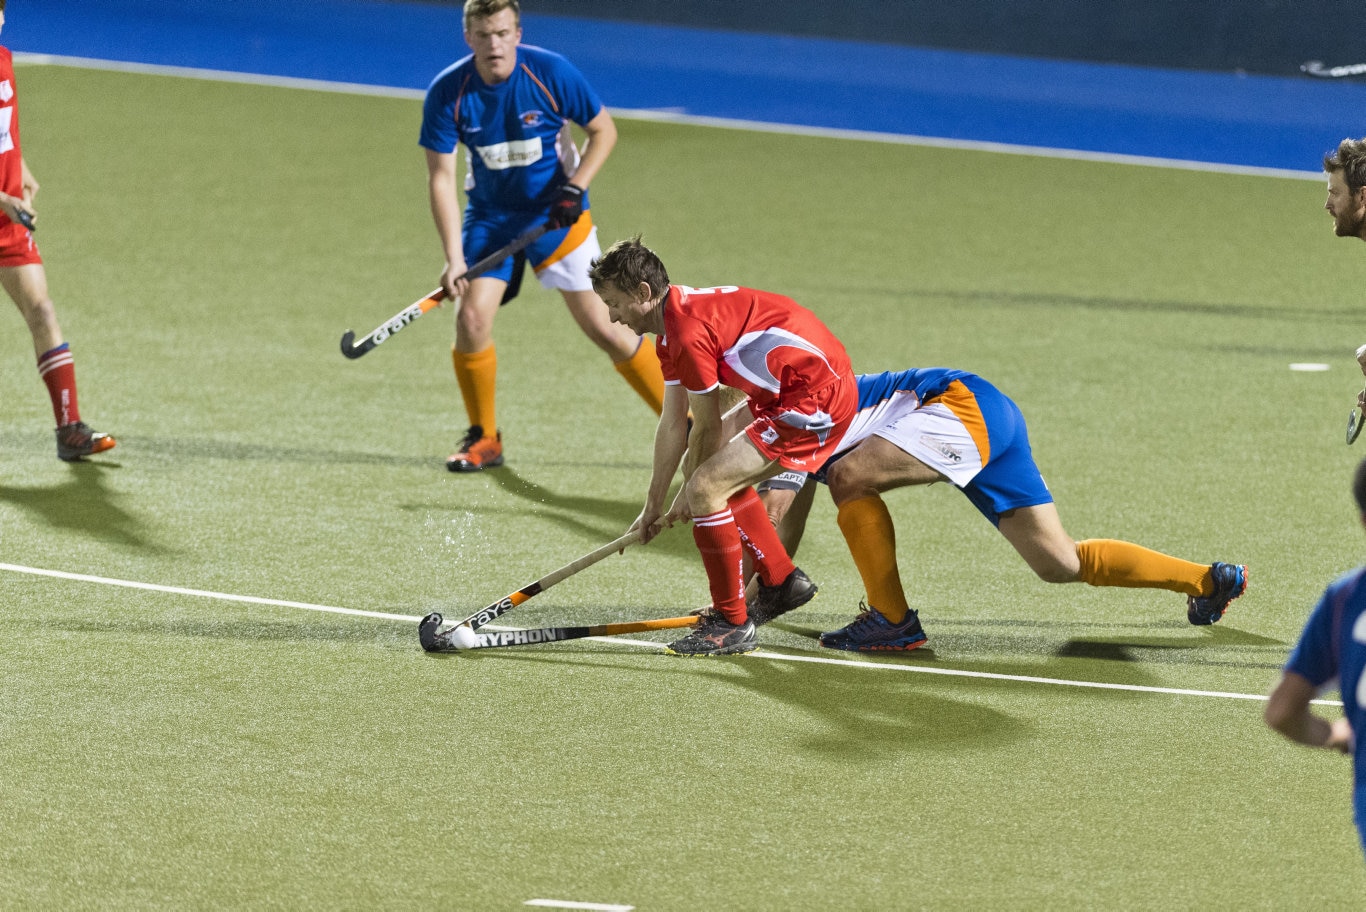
[692,508,747,624]
[37,343,79,427]
[730,487,796,586]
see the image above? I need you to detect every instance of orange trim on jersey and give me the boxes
[452,73,472,126]
[926,379,991,464]
[520,63,560,114]
[534,210,593,271]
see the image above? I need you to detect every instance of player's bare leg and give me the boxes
[561,287,664,413]
[448,277,508,472]
[667,434,786,656]
[996,503,1082,582]
[819,436,935,650]
[2,263,116,461]
[1,261,61,354]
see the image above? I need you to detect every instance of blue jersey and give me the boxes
[1285,567,1366,849]
[419,45,603,213]
[853,368,974,411]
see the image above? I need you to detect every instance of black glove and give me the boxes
[546,183,584,229]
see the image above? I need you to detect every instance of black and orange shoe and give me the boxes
[56,421,117,462]
[665,614,757,656]
[446,425,504,473]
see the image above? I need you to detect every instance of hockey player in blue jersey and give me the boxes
[727,368,1248,650]
[1266,458,1366,860]
[420,0,664,472]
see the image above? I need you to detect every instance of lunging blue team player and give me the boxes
[1265,457,1366,860]
[734,367,1249,650]
[420,0,665,472]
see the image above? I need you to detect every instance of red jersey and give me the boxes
[655,284,857,470]
[0,47,23,200]
[657,284,852,408]
[0,46,39,266]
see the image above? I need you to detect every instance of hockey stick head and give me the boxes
[419,612,450,652]
[1349,408,1363,445]
[339,330,376,360]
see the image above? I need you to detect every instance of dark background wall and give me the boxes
[417,0,1364,77]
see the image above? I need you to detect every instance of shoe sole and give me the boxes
[57,437,117,462]
[818,636,928,652]
[446,454,505,473]
[664,644,759,656]
[661,641,759,655]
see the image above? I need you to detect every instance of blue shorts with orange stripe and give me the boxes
[832,368,1054,526]
[462,204,600,292]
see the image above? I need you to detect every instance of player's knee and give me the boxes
[15,295,57,331]
[683,475,724,517]
[1033,562,1077,584]
[827,461,871,505]
[455,309,493,342]
[1029,549,1082,584]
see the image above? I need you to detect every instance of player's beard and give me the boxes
[1335,201,1366,238]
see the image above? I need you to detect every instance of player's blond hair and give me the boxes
[589,236,671,300]
[1325,138,1366,193]
[464,0,519,32]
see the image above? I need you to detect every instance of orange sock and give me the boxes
[613,336,665,415]
[1075,539,1209,596]
[836,496,911,623]
[452,344,497,433]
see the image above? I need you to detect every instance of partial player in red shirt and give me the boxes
[589,236,858,655]
[0,2,115,460]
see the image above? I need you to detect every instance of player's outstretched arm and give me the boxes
[1265,671,1350,753]
[633,385,690,545]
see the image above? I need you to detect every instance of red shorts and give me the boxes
[744,373,857,471]
[0,219,40,267]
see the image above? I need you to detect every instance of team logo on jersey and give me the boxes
[759,426,780,445]
[520,109,546,128]
[475,137,543,171]
[0,81,11,103]
[777,408,836,445]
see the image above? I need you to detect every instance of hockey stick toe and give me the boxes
[419,612,448,652]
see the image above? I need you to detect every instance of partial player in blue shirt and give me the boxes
[419,0,664,473]
[1266,458,1366,860]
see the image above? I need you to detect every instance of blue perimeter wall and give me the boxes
[9,0,1364,175]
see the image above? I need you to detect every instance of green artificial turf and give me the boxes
[2,63,1364,908]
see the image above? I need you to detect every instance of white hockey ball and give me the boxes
[450,624,479,651]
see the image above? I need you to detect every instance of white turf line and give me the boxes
[14,53,1323,182]
[0,562,1341,707]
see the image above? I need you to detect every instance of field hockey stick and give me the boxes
[418,614,697,653]
[339,223,549,359]
[418,528,643,651]
[1349,382,1366,444]
[1301,60,1366,79]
